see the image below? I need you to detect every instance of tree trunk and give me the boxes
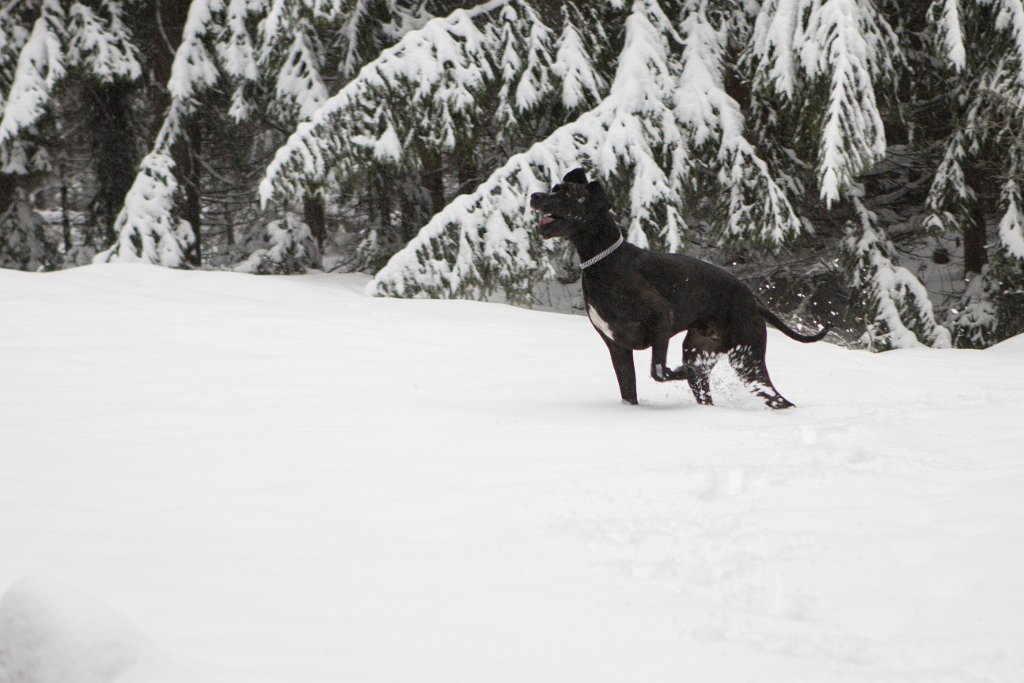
[151,0,189,141]
[963,206,987,275]
[176,116,203,267]
[152,0,203,266]
[304,195,327,248]
[964,165,989,276]
[89,81,137,248]
[455,149,477,196]
[0,174,14,217]
[420,151,446,217]
[59,163,72,252]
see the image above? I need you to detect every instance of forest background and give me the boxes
[2,0,1024,350]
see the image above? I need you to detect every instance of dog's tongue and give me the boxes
[539,216,555,227]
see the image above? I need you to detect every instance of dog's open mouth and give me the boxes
[539,214,559,227]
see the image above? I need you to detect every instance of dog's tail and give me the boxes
[757,304,831,343]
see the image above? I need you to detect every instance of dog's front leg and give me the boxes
[602,335,637,405]
[650,311,693,383]
[651,350,692,382]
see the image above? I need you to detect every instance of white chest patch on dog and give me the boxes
[588,305,616,341]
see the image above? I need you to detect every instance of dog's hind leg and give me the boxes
[682,333,719,406]
[726,346,794,409]
[602,335,638,405]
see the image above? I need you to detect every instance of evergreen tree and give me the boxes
[96,0,431,268]
[0,0,143,270]
[924,0,1024,346]
[0,188,59,270]
[260,0,547,273]
[97,0,232,266]
[235,212,320,273]
[844,196,951,350]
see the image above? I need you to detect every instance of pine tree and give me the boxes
[234,212,320,273]
[0,1,66,152]
[843,197,951,350]
[260,0,528,271]
[70,1,142,245]
[0,188,59,270]
[96,0,230,266]
[677,0,802,250]
[0,0,143,270]
[95,0,432,269]
[259,0,330,124]
[924,0,1024,346]
[743,0,952,349]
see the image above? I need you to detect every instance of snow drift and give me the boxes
[0,577,200,683]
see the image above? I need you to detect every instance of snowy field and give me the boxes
[2,263,1023,682]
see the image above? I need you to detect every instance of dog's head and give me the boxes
[529,168,612,240]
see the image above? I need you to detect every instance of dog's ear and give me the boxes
[563,167,588,185]
[586,180,612,211]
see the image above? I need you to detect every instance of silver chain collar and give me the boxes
[579,235,624,270]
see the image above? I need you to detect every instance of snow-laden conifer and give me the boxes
[844,198,951,350]
[0,0,65,148]
[0,0,144,270]
[930,0,966,72]
[259,0,330,122]
[490,2,555,137]
[989,175,1024,337]
[0,189,59,270]
[925,1,1024,345]
[948,269,998,349]
[948,174,1024,348]
[676,2,803,249]
[332,0,433,80]
[259,0,585,271]
[97,0,231,266]
[98,128,194,266]
[66,1,141,84]
[0,6,31,106]
[222,0,261,119]
[260,3,500,205]
[551,16,605,112]
[235,213,321,273]
[750,0,899,206]
[1,8,39,177]
[923,129,972,236]
[0,0,142,151]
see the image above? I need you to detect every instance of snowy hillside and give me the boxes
[1,264,1023,682]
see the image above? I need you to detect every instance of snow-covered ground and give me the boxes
[1,264,1023,682]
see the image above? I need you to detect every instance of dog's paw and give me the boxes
[652,363,695,382]
[652,364,670,382]
[671,364,696,381]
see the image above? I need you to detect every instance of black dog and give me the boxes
[530,168,829,409]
